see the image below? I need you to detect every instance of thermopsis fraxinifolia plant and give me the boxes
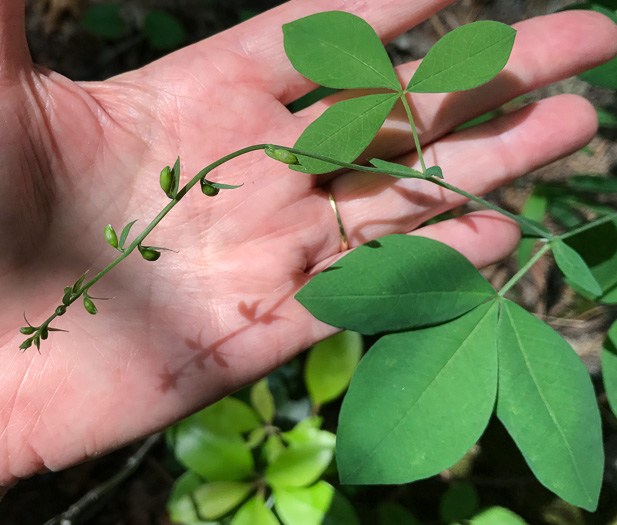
[19,10,617,512]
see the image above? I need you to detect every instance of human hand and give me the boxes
[1,0,616,485]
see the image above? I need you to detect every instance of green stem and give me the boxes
[399,92,427,173]
[558,210,617,241]
[498,243,551,297]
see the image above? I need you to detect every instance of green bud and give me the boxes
[19,338,33,351]
[84,297,98,315]
[62,287,73,306]
[265,146,299,165]
[20,326,36,335]
[140,248,161,261]
[160,166,173,195]
[55,305,67,316]
[200,180,220,197]
[104,224,119,249]
[33,335,40,351]
[40,326,49,340]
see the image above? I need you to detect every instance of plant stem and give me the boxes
[558,210,617,240]
[399,92,428,173]
[498,243,551,297]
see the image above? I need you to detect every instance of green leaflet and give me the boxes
[273,481,359,525]
[496,300,603,511]
[188,481,254,520]
[296,235,496,334]
[283,11,399,90]
[291,93,398,174]
[336,302,499,484]
[602,319,617,418]
[551,239,602,297]
[407,21,516,93]
[250,379,275,424]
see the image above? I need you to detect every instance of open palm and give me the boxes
[1,0,616,485]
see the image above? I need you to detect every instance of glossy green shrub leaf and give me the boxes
[292,93,398,174]
[81,4,127,40]
[231,495,279,525]
[274,481,359,525]
[378,502,421,525]
[189,481,253,520]
[281,420,334,447]
[305,331,362,406]
[283,11,399,89]
[565,218,617,302]
[264,434,285,464]
[251,379,275,423]
[337,302,499,484]
[602,319,617,418]
[296,235,496,334]
[552,239,602,297]
[173,419,254,481]
[470,507,528,525]
[266,441,334,489]
[407,21,516,93]
[144,10,187,50]
[167,471,218,525]
[439,481,479,523]
[496,300,603,511]
[369,158,423,178]
[193,397,261,436]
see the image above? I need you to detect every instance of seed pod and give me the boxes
[40,326,49,340]
[19,338,33,351]
[62,286,73,306]
[20,326,36,335]
[55,305,67,316]
[33,335,40,351]
[140,248,161,261]
[265,146,299,165]
[160,166,173,195]
[104,224,119,249]
[201,180,220,197]
[84,297,98,315]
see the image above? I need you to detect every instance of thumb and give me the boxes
[0,1,30,79]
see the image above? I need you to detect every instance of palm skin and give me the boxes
[0,0,616,485]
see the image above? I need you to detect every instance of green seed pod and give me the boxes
[19,338,33,351]
[55,305,67,316]
[40,326,49,340]
[20,326,36,335]
[84,297,98,315]
[265,146,299,165]
[201,180,220,197]
[140,248,161,261]
[33,335,40,351]
[160,166,173,195]
[62,286,73,306]
[104,224,119,249]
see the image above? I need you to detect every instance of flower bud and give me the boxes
[139,246,161,261]
[84,297,98,315]
[160,166,173,195]
[40,326,49,340]
[55,305,67,316]
[20,326,36,335]
[19,338,33,351]
[265,146,299,165]
[200,180,220,197]
[104,224,119,249]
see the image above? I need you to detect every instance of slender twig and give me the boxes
[42,433,162,525]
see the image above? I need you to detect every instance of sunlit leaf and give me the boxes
[283,11,399,89]
[407,21,516,93]
[251,379,275,423]
[291,93,398,174]
[274,481,359,525]
[191,481,254,520]
[231,495,279,525]
[193,397,261,436]
[305,331,363,407]
[266,441,334,489]
[167,471,218,525]
[470,507,528,525]
[296,235,496,334]
[496,300,603,511]
[337,302,499,484]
